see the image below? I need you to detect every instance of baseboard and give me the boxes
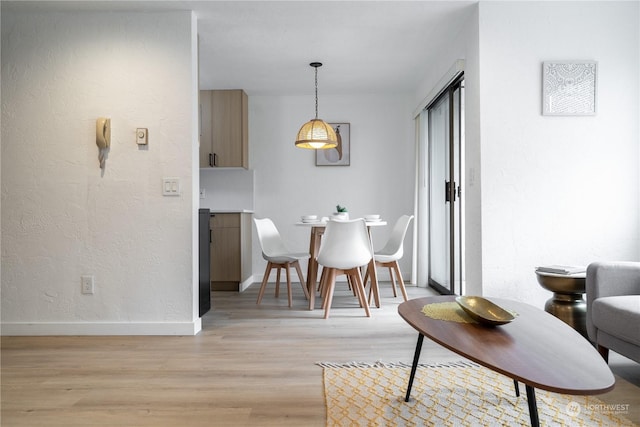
[1,319,202,336]
[211,281,239,291]
[239,276,253,292]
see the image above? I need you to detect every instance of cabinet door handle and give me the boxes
[213,153,218,167]
[209,229,212,243]
[209,153,214,167]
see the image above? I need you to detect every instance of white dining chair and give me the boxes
[254,218,310,307]
[365,215,414,302]
[317,218,373,319]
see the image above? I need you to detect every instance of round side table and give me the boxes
[535,271,587,338]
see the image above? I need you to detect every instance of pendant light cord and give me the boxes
[314,66,319,119]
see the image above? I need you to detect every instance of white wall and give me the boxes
[1,10,200,335]
[200,168,255,212]
[248,93,416,283]
[478,1,640,307]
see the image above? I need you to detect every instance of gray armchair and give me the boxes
[586,261,640,364]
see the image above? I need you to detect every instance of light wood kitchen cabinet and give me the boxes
[200,89,248,169]
[209,213,252,291]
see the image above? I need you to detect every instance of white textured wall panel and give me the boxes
[477,2,640,307]
[1,10,199,334]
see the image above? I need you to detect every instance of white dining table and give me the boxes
[295,219,387,311]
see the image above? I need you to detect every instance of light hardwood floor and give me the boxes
[2,283,639,426]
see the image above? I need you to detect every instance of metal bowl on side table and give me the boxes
[535,270,587,338]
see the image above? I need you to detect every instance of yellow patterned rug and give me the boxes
[319,361,635,426]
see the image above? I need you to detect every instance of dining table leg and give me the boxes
[365,227,381,308]
[307,227,323,310]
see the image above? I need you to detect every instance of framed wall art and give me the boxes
[316,123,350,166]
[542,61,597,116]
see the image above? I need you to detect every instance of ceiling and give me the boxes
[195,1,476,95]
[3,1,477,96]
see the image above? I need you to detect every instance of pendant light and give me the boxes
[295,62,337,149]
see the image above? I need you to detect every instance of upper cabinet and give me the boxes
[200,89,248,169]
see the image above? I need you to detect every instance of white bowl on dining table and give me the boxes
[301,215,318,223]
[364,214,381,222]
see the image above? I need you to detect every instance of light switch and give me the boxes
[136,128,148,145]
[162,178,181,196]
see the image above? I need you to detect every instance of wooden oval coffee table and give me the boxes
[398,296,615,427]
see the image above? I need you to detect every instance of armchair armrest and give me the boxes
[586,261,640,341]
[586,261,640,300]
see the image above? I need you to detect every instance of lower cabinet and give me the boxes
[210,212,252,291]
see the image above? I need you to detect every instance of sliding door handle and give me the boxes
[445,181,451,203]
[445,181,459,203]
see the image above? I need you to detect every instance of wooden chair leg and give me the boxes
[322,269,342,311]
[256,262,273,305]
[366,266,374,304]
[347,275,357,296]
[349,270,365,308]
[351,269,371,317]
[319,268,328,302]
[367,261,381,309]
[317,266,326,292]
[323,269,337,319]
[275,267,281,298]
[285,264,293,307]
[392,261,408,301]
[320,268,330,309]
[388,266,398,297]
[363,267,374,303]
[294,260,310,300]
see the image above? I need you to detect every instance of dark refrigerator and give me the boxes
[199,208,211,317]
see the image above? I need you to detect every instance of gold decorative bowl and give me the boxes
[455,296,515,326]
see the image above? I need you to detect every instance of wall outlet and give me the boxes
[81,275,94,294]
[200,188,206,199]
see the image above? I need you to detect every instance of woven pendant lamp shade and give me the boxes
[295,119,338,149]
[295,62,337,149]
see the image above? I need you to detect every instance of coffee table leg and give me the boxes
[525,385,539,427]
[404,333,424,402]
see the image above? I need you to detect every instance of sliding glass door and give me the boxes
[427,77,465,295]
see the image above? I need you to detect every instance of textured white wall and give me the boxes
[248,93,416,283]
[1,10,200,335]
[477,2,640,307]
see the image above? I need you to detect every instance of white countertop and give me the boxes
[209,209,254,214]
